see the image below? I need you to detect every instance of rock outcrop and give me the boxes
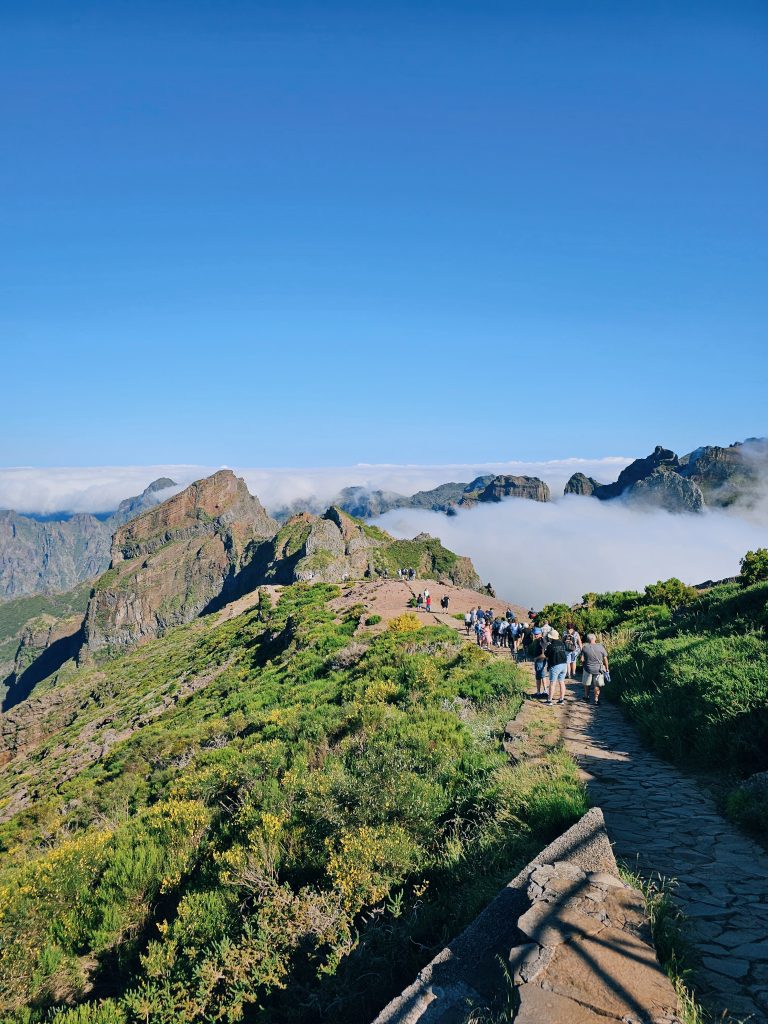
[564,473,604,497]
[0,478,178,600]
[476,475,551,503]
[574,439,768,513]
[372,807,680,1024]
[597,446,679,501]
[627,467,705,513]
[83,471,277,654]
[678,440,768,507]
[258,508,482,588]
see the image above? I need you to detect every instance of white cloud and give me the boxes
[375,497,768,608]
[0,458,632,515]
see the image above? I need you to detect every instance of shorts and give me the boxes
[549,663,567,683]
[534,658,547,681]
[583,671,605,689]
[566,651,579,664]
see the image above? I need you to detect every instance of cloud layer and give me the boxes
[0,458,632,515]
[375,497,768,607]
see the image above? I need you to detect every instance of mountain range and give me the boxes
[1,438,764,607]
[1,469,482,704]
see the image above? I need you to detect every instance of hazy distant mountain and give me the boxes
[563,438,768,512]
[0,478,177,600]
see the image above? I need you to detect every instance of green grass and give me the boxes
[0,583,91,646]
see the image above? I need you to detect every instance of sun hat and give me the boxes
[549,629,560,640]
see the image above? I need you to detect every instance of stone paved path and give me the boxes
[430,610,768,1021]
[559,690,768,1022]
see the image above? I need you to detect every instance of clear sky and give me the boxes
[2,1,766,467]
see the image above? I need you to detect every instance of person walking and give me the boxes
[425,593,431,612]
[564,624,582,679]
[545,629,568,706]
[581,633,609,704]
[464,610,472,634]
[532,627,548,699]
[482,621,493,649]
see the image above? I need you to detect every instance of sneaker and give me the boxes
[545,699,553,706]
[557,698,564,705]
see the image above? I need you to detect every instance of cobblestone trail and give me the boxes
[429,605,768,1021]
[561,693,768,1022]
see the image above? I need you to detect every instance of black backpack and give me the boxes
[548,640,567,664]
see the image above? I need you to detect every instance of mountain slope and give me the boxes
[0,580,585,1024]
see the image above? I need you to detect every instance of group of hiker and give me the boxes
[462,607,609,707]
[413,588,450,613]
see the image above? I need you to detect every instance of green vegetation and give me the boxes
[376,536,459,580]
[739,547,768,587]
[0,584,586,1023]
[0,583,91,648]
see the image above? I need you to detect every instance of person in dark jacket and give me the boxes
[545,629,568,706]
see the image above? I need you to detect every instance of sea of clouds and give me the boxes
[0,458,632,516]
[1,457,766,606]
[375,498,768,607]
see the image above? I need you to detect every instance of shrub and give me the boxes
[388,612,422,633]
[643,578,697,609]
[365,614,382,626]
[739,548,768,588]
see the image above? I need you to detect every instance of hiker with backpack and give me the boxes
[564,624,582,678]
[545,629,568,706]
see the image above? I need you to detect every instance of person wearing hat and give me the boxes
[532,627,548,699]
[545,629,569,706]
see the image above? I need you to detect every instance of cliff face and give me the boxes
[565,439,768,512]
[477,475,551,503]
[679,442,767,507]
[597,446,679,501]
[83,471,277,654]
[627,467,705,513]
[0,511,111,600]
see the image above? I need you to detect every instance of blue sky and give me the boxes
[2,1,766,467]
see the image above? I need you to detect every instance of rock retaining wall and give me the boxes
[371,807,680,1024]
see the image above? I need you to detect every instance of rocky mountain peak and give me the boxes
[478,475,551,503]
[111,470,273,564]
[84,472,278,654]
